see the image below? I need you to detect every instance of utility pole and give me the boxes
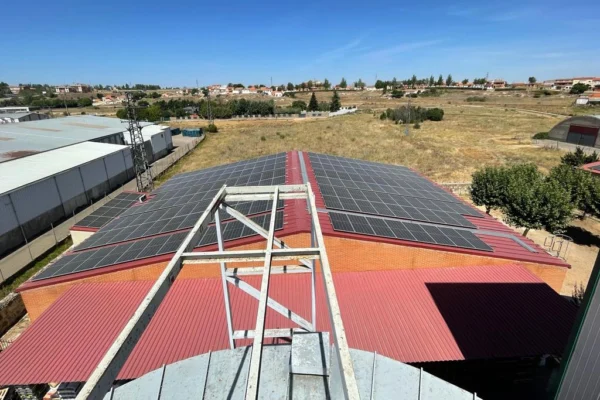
[124,92,154,192]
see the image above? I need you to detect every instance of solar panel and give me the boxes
[308,153,480,229]
[328,211,492,252]
[33,211,284,282]
[74,192,143,229]
[73,154,287,251]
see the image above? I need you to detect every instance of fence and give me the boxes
[0,136,203,285]
[532,139,598,154]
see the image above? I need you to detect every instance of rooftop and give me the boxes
[0,142,131,195]
[19,151,569,290]
[0,115,153,162]
[0,265,576,385]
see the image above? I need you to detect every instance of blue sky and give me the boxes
[2,0,599,87]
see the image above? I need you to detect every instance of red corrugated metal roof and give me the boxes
[0,265,577,385]
[582,161,600,175]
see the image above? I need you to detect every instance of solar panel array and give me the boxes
[308,153,489,252]
[74,192,143,229]
[329,212,492,251]
[32,154,288,282]
[73,154,287,251]
[33,211,284,282]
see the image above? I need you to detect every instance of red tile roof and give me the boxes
[0,265,576,385]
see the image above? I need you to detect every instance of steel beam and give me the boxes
[75,186,227,400]
[306,182,360,400]
[233,328,300,340]
[225,276,313,332]
[215,208,235,349]
[182,248,320,263]
[245,188,279,400]
[223,193,305,202]
[225,266,310,276]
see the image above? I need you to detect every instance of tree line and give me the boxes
[470,148,600,236]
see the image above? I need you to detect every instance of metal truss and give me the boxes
[76,184,360,400]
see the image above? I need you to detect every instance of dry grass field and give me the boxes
[164,104,563,183]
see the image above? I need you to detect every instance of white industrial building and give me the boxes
[0,142,134,258]
[123,124,173,163]
[0,115,174,258]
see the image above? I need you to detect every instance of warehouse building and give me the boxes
[0,111,50,124]
[0,142,134,260]
[548,115,600,147]
[124,124,174,164]
[0,152,576,398]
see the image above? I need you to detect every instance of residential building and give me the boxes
[8,86,20,95]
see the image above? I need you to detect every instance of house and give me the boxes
[8,86,20,95]
[248,86,258,94]
[271,91,283,97]
[55,84,92,94]
[573,77,600,87]
[490,79,507,89]
[241,88,250,94]
[553,78,573,91]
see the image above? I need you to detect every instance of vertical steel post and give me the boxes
[215,206,235,349]
[245,188,279,399]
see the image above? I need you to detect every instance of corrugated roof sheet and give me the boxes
[0,142,130,195]
[0,265,577,385]
[0,115,152,162]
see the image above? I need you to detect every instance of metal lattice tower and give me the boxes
[125,92,154,192]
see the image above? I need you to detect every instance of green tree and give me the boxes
[461,78,469,85]
[308,92,319,111]
[323,78,331,90]
[375,80,386,89]
[355,79,365,89]
[470,166,509,214]
[191,88,198,95]
[116,108,128,119]
[143,104,163,122]
[340,78,347,89]
[330,90,341,112]
[436,75,444,86]
[473,78,487,85]
[425,108,444,121]
[503,164,573,236]
[561,147,599,167]
[446,74,453,86]
[410,75,417,87]
[392,77,398,88]
[291,100,307,111]
[78,97,92,107]
[429,76,435,86]
[287,82,294,91]
[549,165,600,218]
[307,80,314,89]
[96,93,104,100]
[571,83,591,94]
[528,77,537,84]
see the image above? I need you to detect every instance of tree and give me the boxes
[96,93,104,100]
[446,74,453,86]
[392,77,398,89]
[191,88,198,95]
[116,108,128,119]
[461,78,469,85]
[340,78,347,89]
[375,80,386,89]
[470,166,508,214]
[473,78,487,85]
[549,164,600,218]
[78,97,92,107]
[502,164,573,236]
[425,108,444,121]
[142,104,163,122]
[330,90,341,112]
[390,90,404,98]
[307,80,314,89]
[528,77,537,84]
[355,79,365,89]
[571,83,591,94]
[323,79,331,90]
[308,92,319,111]
[291,100,307,111]
[436,75,444,86]
[561,147,599,167]
[287,82,294,91]
[429,76,435,86]
[410,75,417,87]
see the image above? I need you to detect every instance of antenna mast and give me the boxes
[125,92,154,192]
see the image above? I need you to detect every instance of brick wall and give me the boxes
[21,233,566,321]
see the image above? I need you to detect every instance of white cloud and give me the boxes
[363,40,444,59]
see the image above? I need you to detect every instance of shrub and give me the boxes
[532,131,549,139]
[533,93,541,98]
[561,147,599,167]
[206,123,218,133]
[260,136,266,141]
[413,123,421,129]
[466,96,486,102]
[425,108,444,121]
[380,112,386,120]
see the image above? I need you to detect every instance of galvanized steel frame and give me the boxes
[76,184,359,400]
